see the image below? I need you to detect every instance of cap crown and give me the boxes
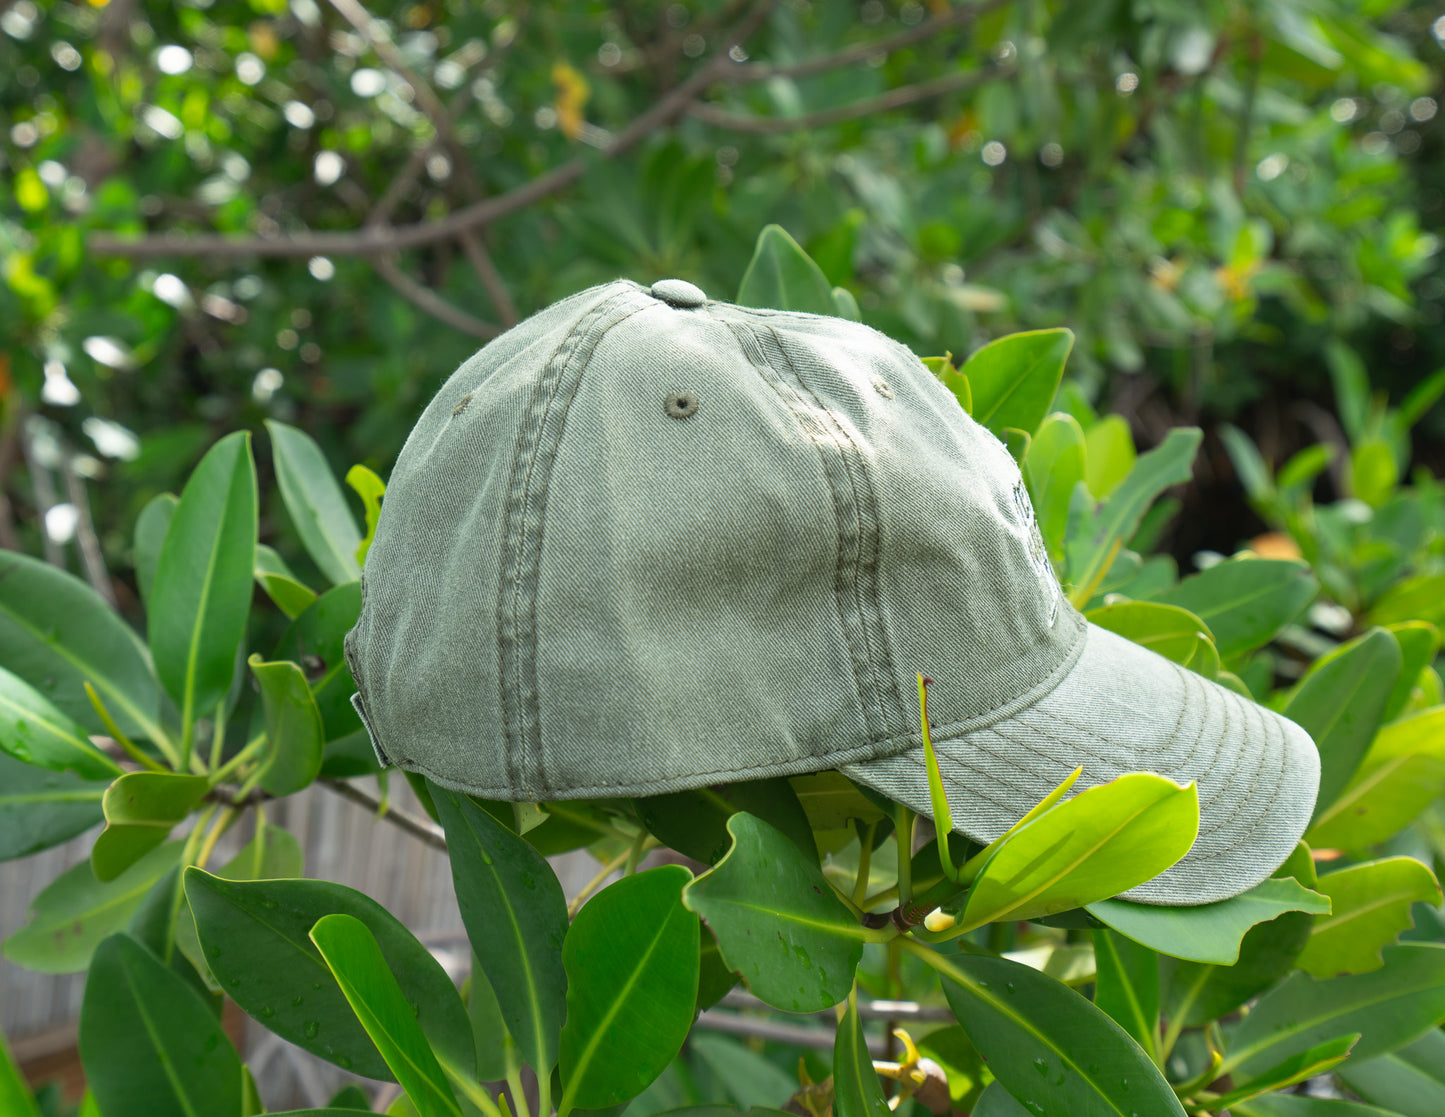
[345,280,1084,799]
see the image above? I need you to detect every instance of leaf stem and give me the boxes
[84,681,167,772]
[568,842,649,918]
[208,699,227,772]
[195,804,240,870]
[853,820,878,909]
[895,804,915,906]
[210,731,267,787]
[624,827,651,876]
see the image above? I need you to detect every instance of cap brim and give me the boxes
[843,623,1320,905]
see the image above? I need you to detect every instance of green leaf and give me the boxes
[134,492,177,608]
[1023,413,1086,563]
[91,772,209,882]
[686,1036,798,1110]
[268,420,364,586]
[1307,705,1445,850]
[558,866,699,1112]
[0,1024,42,1117]
[832,999,889,1117]
[1348,438,1398,507]
[310,913,462,1117]
[1221,942,1445,1077]
[432,786,567,1079]
[683,813,866,1013]
[736,225,837,315]
[831,286,861,321]
[636,778,817,865]
[1218,424,1276,507]
[249,655,325,796]
[256,544,319,619]
[1065,428,1201,602]
[1087,876,1329,964]
[3,841,182,972]
[1285,628,1401,822]
[1082,415,1135,499]
[930,948,1186,1116]
[1153,558,1317,658]
[1277,444,1335,494]
[961,329,1073,438]
[466,955,509,1083]
[788,772,889,832]
[346,464,386,568]
[271,582,363,742]
[1384,622,1441,723]
[148,431,258,727]
[184,869,474,1082]
[1232,1093,1401,1117]
[970,1083,1033,1116]
[1210,1033,1358,1110]
[0,665,119,779]
[1336,1027,1445,1117]
[958,773,1198,930]
[79,933,242,1117]
[1084,601,1216,669]
[927,358,973,415]
[1091,929,1159,1061]
[1296,857,1441,978]
[0,549,164,744]
[1367,572,1445,629]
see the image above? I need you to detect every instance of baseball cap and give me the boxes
[343,278,1320,906]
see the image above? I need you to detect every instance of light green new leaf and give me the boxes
[923,356,973,415]
[1221,942,1445,1076]
[1232,1093,1401,1117]
[1023,413,1086,563]
[1384,622,1441,723]
[788,772,889,832]
[1336,1027,1445,1117]
[958,773,1198,930]
[1088,876,1329,965]
[831,286,861,321]
[1211,1033,1358,1110]
[185,870,474,1082]
[929,948,1187,1116]
[148,431,258,730]
[961,328,1073,439]
[1284,628,1401,822]
[683,812,867,1013]
[256,544,319,619]
[1065,428,1201,603]
[133,492,177,608]
[736,224,837,315]
[1367,572,1445,629]
[1084,601,1216,671]
[91,772,209,882]
[79,933,242,1117]
[1153,558,1317,658]
[1296,857,1441,978]
[311,914,462,1117]
[250,655,324,796]
[1348,439,1397,507]
[636,778,817,865]
[1091,929,1159,1061]
[0,1021,41,1117]
[3,842,182,973]
[268,420,364,586]
[558,865,699,1112]
[0,549,164,744]
[0,665,120,779]
[1083,415,1135,499]
[833,999,890,1117]
[346,464,386,567]
[1307,705,1445,850]
[432,787,567,1080]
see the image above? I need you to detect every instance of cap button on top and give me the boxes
[650,278,707,308]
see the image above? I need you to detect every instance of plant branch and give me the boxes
[320,775,448,851]
[373,254,502,339]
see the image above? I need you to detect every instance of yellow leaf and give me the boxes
[552,62,590,141]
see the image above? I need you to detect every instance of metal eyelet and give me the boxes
[664,391,699,419]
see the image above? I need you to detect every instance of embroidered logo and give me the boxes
[1012,478,1060,627]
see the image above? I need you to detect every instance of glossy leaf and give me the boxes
[1153,558,1317,658]
[432,786,567,1078]
[79,932,242,1117]
[1091,929,1159,1060]
[0,749,108,861]
[91,772,209,882]
[1221,942,1445,1076]
[268,420,364,585]
[970,1083,1033,1117]
[1087,876,1329,965]
[256,543,319,619]
[1232,1094,1401,1117]
[832,1000,889,1117]
[636,778,817,865]
[1284,628,1401,821]
[133,492,177,607]
[958,773,1198,930]
[558,866,699,1111]
[1211,1033,1358,1110]
[1307,705,1445,850]
[1065,428,1201,602]
[148,430,258,724]
[0,665,120,779]
[1384,621,1441,723]
[0,549,163,742]
[1336,1027,1445,1117]
[466,954,509,1083]
[250,654,324,796]
[736,224,837,315]
[1296,857,1441,978]
[686,1036,798,1110]
[931,948,1186,1116]
[3,841,182,973]
[961,328,1073,437]
[311,914,462,1117]
[271,582,363,742]
[683,813,866,1012]
[1084,601,1215,670]
[1023,412,1086,562]
[184,869,474,1082]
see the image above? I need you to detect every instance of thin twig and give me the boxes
[320,775,448,851]
[19,421,64,566]
[326,0,453,139]
[61,456,116,606]
[459,230,519,328]
[373,254,502,338]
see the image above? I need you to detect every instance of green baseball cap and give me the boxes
[344,278,1319,905]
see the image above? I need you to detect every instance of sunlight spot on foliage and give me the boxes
[157,45,193,75]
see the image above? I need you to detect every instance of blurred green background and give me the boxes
[3,0,1444,608]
